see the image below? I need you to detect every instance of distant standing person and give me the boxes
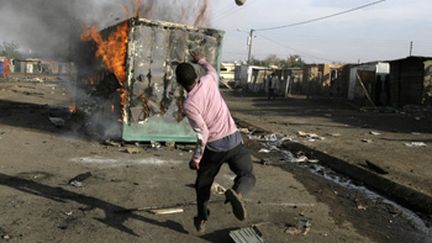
[175,51,256,233]
[267,74,273,100]
[268,72,279,100]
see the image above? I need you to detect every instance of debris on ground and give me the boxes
[165,141,176,149]
[68,172,92,187]
[123,147,141,154]
[211,182,227,195]
[404,142,427,147]
[285,219,312,236]
[104,140,122,147]
[297,131,325,141]
[263,134,278,142]
[250,154,264,164]
[364,160,389,175]
[369,131,382,136]
[239,128,251,134]
[362,139,373,143]
[285,226,303,236]
[355,199,368,210]
[150,141,161,149]
[410,132,421,136]
[229,226,265,243]
[279,150,318,164]
[48,117,65,128]
[258,148,271,153]
[149,208,184,215]
[328,133,342,137]
[176,144,195,152]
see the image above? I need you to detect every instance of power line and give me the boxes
[243,0,386,63]
[255,0,386,31]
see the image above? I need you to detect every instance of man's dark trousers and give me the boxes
[195,144,256,220]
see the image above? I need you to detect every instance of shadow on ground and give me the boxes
[0,173,188,237]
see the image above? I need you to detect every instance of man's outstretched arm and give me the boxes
[191,51,218,83]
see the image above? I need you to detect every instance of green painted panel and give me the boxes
[122,116,197,142]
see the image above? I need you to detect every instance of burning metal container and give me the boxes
[77,18,224,142]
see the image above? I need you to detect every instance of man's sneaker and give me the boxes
[193,217,206,233]
[225,189,247,221]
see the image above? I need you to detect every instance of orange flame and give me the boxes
[81,21,130,123]
[69,104,77,114]
[80,22,129,85]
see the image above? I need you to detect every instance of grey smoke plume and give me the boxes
[0,0,211,60]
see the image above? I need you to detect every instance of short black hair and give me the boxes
[175,63,197,88]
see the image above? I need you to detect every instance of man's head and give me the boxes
[176,63,197,92]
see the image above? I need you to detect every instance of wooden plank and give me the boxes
[356,72,375,106]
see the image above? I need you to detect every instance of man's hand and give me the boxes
[189,159,200,170]
[190,51,203,63]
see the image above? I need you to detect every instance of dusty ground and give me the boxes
[0,79,430,242]
[224,91,432,198]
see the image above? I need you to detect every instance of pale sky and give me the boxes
[0,0,430,64]
[210,0,432,63]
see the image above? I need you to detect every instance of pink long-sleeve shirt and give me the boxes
[184,58,239,164]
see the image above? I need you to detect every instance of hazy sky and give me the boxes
[0,0,430,64]
[211,0,432,63]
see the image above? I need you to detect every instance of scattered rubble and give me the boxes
[369,131,382,136]
[123,147,141,154]
[404,142,427,148]
[175,144,195,153]
[258,148,271,153]
[211,182,226,195]
[297,131,325,141]
[68,172,92,187]
[165,141,176,149]
[285,219,312,236]
[150,141,161,149]
[355,199,368,210]
[229,226,265,243]
[239,128,251,134]
[48,117,65,128]
[104,140,122,148]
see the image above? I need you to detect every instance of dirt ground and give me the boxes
[224,91,432,199]
[0,79,431,242]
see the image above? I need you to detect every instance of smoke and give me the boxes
[0,0,211,61]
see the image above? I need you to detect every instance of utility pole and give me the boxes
[247,29,255,64]
[409,41,413,56]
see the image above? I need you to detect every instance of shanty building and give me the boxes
[389,56,432,106]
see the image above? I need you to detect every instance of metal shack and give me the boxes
[389,56,432,106]
[78,18,224,142]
